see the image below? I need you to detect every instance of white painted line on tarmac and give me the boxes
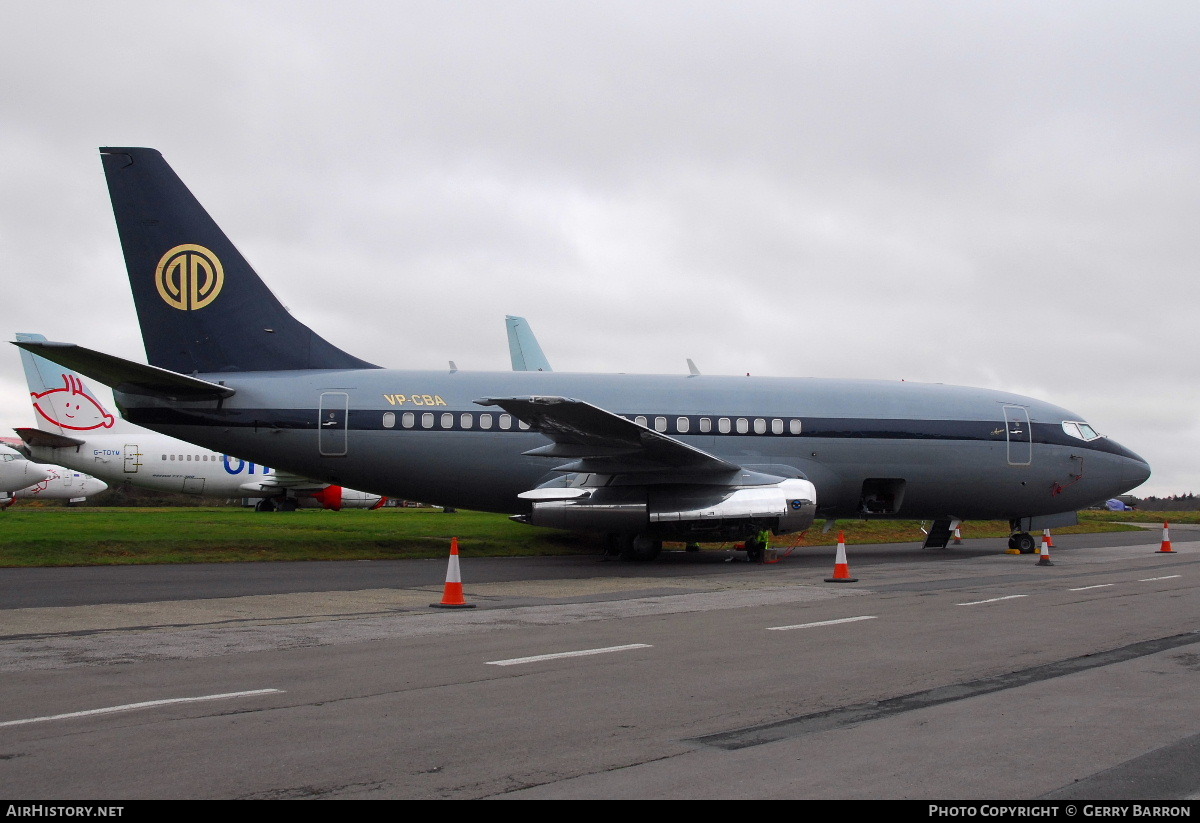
[486,644,652,666]
[1139,575,1182,582]
[766,615,877,631]
[0,689,284,728]
[1069,584,1116,591]
[957,595,1029,606]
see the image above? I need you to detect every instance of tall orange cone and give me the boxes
[1035,532,1054,566]
[431,537,476,608]
[825,532,858,582]
[1043,528,1054,548]
[952,525,963,545]
[1158,522,1174,553]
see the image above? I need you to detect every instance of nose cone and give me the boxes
[25,463,53,485]
[84,477,109,496]
[1109,440,1152,494]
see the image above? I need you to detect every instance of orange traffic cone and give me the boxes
[431,537,476,608]
[1035,533,1054,566]
[1043,528,1054,548]
[952,526,962,545]
[1158,522,1174,554]
[825,532,858,582]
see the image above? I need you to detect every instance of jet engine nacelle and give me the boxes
[519,478,817,540]
[307,485,387,511]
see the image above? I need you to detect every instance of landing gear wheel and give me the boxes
[254,498,276,513]
[617,533,662,561]
[1011,532,1036,554]
[277,497,299,512]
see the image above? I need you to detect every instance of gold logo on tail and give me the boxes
[155,244,224,310]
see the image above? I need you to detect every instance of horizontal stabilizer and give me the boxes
[11,341,235,401]
[14,428,84,449]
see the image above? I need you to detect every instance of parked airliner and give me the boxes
[0,444,107,506]
[13,147,1150,559]
[15,334,386,512]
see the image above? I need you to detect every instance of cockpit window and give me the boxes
[1062,421,1101,441]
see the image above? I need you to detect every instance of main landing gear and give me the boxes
[254,496,298,512]
[1007,532,1036,554]
[605,533,663,561]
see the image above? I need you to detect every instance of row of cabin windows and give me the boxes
[379,412,803,436]
[163,454,221,461]
[381,412,531,431]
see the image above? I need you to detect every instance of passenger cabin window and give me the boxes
[789,419,802,434]
[771,418,784,435]
[422,413,434,429]
[383,412,396,429]
[402,412,415,428]
[480,414,493,429]
[654,417,667,432]
[440,412,453,428]
[500,414,512,430]
[676,417,690,433]
[700,418,712,433]
[460,413,473,429]
[634,416,647,427]
[753,418,766,434]
[718,418,731,434]
[736,418,749,434]
[518,420,531,430]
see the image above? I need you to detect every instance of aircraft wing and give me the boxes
[475,395,739,475]
[238,471,331,492]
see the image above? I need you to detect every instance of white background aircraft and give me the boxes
[0,443,107,506]
[15,334,386,512]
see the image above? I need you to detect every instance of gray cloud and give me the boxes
[2,0,1195,496]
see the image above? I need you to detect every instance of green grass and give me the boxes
[0,505,1166,567]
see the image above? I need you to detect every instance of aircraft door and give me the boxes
[319,392,349,457]
[183,477,206,494]
[1003,405,1031,466]
[123,444,143,473]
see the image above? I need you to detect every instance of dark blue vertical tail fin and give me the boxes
[99,147,378,373]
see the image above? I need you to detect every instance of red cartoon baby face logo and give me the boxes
[31,375,116,431]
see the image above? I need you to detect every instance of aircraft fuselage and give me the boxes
[117,368,1150,522]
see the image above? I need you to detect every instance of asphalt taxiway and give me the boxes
[0,530,1196,799]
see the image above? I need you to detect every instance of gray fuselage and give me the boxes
[116,369,1150,522]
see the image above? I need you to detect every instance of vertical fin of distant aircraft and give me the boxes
[99,147,379,374]
[505,315,553,372]
[16,333,140,435]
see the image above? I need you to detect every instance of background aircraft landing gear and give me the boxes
[616,533,662,561]
[276,497,298,512]
[1008,532,1036,553]
[254,498,276,513]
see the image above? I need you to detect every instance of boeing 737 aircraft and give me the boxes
[15,334,386,512]
[13,147,1151,559]
[0,444,107,506]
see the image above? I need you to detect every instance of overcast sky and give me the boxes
[2,1,1196,497]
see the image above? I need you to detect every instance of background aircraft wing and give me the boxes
[476,395,739,474]
[245,471,333,492]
